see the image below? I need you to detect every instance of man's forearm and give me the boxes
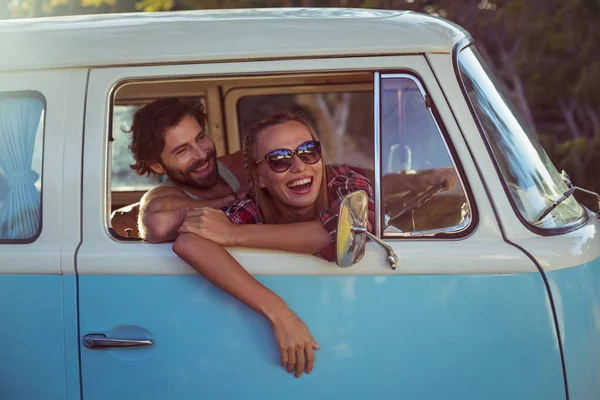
[235,222,330,255]
[173,233,289,321]
[141,209,185,243]
[139,198,191,242]
[141,195,234,242]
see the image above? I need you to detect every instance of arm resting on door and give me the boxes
[172,233,319,378]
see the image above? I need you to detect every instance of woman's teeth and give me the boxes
[287,177,313,190]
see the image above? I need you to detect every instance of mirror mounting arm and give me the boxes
[351,225,399,270]
[367,232,399,270]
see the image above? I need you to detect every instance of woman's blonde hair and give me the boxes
[243,111,329,224]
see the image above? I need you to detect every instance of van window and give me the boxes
[380,76,471,236]
[0,93,44,242]
[457,46,584,230]
[236,91,374,170]
[108,75,374,241]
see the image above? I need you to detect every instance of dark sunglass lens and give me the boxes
[297,141,321,164]
[266,149,293,172]
[268,157,293,172]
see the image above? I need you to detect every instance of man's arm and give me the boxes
[138,186,234,243]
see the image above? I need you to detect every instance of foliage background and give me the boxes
[3,0,599,206]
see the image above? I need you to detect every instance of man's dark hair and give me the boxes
[129,98,207,176]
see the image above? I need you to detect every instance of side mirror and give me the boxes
[336,190,399,270]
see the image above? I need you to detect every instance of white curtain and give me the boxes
[0,97,43,240]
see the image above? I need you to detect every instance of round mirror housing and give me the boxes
[335,190,399,270]
[335,190,369,267]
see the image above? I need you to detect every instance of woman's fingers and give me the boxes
[294,345,305,378]
[305,344,315,374]
[280,345,288,367]
[178,222,195,234]
[184,208,207,217]
[272,309,318,378]
[287,347,296,373]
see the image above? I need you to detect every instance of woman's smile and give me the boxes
[286,176,314,194]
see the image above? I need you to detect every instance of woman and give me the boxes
[172,112,374,378]
[178,112,374,260]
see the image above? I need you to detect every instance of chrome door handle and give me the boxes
[84,334,154,349]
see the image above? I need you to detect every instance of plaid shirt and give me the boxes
[224,164,375,262]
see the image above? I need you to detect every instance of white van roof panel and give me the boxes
[0,8,469,71]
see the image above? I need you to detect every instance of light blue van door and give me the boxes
[0,70,86,400]
[77,58,566,400]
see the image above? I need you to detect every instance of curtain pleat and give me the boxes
[0,97,43,239]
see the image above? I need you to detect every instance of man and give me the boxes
[128,98,318,378]
[129,98,248,242]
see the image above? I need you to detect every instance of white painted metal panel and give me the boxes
[77,55,537,276]
[0,69,86,274]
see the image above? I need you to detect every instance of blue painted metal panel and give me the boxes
[62,274,82,400]
[546,256,600,400]
[0,275,67,400]
[79,273,564,400]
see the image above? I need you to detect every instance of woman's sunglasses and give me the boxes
[256,140,322,173]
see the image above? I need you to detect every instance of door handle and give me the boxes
[84,333,154,349]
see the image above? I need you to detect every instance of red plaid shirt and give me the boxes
[225,164,375,262]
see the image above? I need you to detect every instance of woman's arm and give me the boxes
[235,221,330,254]
[172,233,319,378]
[178,167,375,261]
[179,208,330,254]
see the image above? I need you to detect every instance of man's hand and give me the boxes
[269,308,320,378]
[178,207,239,246]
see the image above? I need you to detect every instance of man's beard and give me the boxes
[161,150,220,190]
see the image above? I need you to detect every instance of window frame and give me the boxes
[0,90,46,244]
[375,72,477,240]
[224,82,374,153]
[453,42,588,237]
[101,67,477,244]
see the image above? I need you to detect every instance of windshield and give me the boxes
[457,46,584,230]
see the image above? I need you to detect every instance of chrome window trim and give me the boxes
[374,72,383,237]
[379,73,474,239]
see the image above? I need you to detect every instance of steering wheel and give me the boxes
[384,183,445,223]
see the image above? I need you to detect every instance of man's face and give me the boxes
[151,114,219,190]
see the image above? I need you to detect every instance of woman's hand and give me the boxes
[178,207,238,246]
[269,308,320,378]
